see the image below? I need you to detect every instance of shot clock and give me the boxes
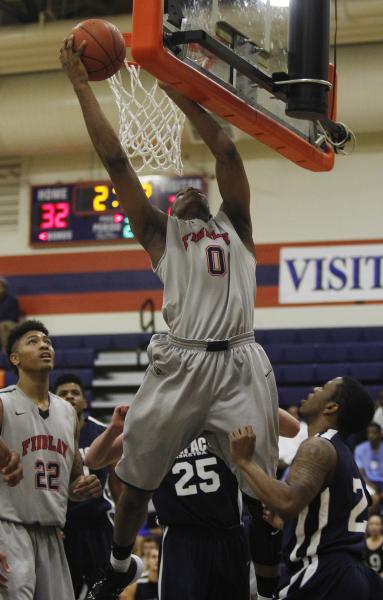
[30,176,207,246]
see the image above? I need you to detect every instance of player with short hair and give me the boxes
[84,406,300,600]
[0,320,102,599]
[229,377,383,599]
[61,38,280,600]
[53,373,122,599]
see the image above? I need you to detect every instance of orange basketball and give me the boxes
[71,19,126,81]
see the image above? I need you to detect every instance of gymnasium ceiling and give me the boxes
[0,1,382,44]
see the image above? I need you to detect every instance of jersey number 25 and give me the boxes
[172,457,221,496]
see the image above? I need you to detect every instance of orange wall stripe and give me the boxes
[18,290,164,315]
[0,250,152,276]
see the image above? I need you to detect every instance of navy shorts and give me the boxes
[159,525,249,600]
[64,515,113,596]
[276,552,383,599]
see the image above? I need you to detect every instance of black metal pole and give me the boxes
[286,0,330,120]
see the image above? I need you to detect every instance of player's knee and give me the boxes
[118,485,152,512]
[253,562,280,577]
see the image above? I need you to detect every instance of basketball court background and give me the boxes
[0,1,382,335]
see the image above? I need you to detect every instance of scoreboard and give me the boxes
[30,175,207,247]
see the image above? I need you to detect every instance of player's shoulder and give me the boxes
[49,392,77,417]
[0,385,18,396]
[296,433,338,464]
[0,385,19,406]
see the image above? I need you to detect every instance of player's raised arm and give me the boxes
[278,407,300,438]
[60,36,167,266]
[229,426,337,519]
[161,85,252,242]
[84,405,126,469]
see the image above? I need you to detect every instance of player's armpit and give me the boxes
[285,437,337,514]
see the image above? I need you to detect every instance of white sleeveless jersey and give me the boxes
[155,210,256,339]
[0,386,76,527]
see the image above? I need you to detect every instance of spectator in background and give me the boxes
[373,391,383,431]
[53,374,122,600]
[355,423,383,513]
[121,546,159,600]
[364,514,383,577]
[0,277,20,351]
[139,537,159,575]
[277,404,308,479]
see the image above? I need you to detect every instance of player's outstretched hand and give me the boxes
[111,404,129,432]
[1,451,23,487]
[71,474,102,501]
[0,550,9,588]
[228,426,256,467]
[262,504,284,531]
[59,35,88,88]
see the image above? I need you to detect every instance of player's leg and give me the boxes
[243,495,282,600]
[208,528,250,600]
[33,525,75,600]
[276,552,383,599]
[87,334,208,599]
[83,516,114,591]
[63,522,87,597]
[0,521,36,599]
[205,341,279,488]
[158,527,210,600]
[205,340,280,598]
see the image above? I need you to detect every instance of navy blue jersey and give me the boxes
[283,429,370,575]
[364,540,383,574]
[153,436,241,529]
[66,416,113,523]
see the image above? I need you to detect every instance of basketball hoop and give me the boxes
[108,60,185,174]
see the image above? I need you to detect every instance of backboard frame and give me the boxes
[128,0,335,172]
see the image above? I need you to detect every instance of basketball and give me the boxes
[71,19,126,81]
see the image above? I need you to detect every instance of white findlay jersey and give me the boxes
[0,386,76,528]
[155,210,256,340]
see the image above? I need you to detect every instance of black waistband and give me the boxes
[206,340,229,352]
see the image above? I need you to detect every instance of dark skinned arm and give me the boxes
[229,426,337,519]
[60,36,167,267]
[161,85,254,253]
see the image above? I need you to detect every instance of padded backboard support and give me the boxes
[128,0,335,172]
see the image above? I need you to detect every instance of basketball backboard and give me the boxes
[127,0,345,172]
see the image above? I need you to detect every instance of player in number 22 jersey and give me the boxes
[229,377,383,600]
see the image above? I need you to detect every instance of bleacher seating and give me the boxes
[0,327,381,416]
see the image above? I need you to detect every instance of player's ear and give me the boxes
[323,401,340,416]
[9,351,20,369]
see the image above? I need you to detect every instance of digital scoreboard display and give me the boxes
[30,176,207,247]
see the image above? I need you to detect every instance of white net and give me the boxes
[108,61,186,174]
